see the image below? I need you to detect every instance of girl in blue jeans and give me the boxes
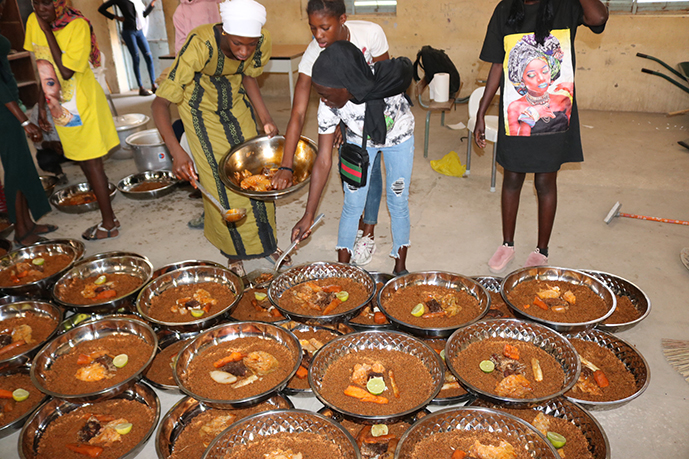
[292,41,415,275]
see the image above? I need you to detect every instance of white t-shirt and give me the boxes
[298,20,389,77]
[318,94,414,149]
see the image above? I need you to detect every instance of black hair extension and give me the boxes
[506,0,554,45]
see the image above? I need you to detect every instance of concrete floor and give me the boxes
[1,90,687,458]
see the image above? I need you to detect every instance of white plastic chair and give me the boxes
[466,86,499,192]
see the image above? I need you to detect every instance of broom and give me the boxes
[662,339,689,385]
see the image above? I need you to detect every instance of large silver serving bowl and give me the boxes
[219,134,317,201]
[49,181,117,214]
[0,365,49,439]
[346,271,396,331]
[174,322,301,408]
[0,300,62,370]
[39,175,58,197]
[152,259,226,280]
[445,319,580,405]
[279,321,343,396]
[203,409,361,459]
[117,170,179,200]
[582,270,651,333]
[19,381,160,459]
[81,250,149,265]
[143,329,199,392]
[501,267,617,333]
[0,214,13,239]
[395,406,558,459]
[309,331,444,423]
[156,394,293,459]
[424,338,472,406]
[137,265,243,332]
[564,328,650,410]
[0,241,79,298]
[378,271,491,338]
[46,238,85,262]
[52,255,153,313]
[112,113,150,160]
[30,318,157,402]
[470,396,611,459]
[268,262,376,324]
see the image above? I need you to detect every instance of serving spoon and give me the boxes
[191,178,247,223]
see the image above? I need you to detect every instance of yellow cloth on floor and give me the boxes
[430,151,466,177]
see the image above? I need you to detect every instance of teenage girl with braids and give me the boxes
[476,0,608,273]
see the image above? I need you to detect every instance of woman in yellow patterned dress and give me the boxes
[152,0,280,272]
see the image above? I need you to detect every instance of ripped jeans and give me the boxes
[337,135,414,258]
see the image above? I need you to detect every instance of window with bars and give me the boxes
[605,0,689,13]
[344,0,397,14]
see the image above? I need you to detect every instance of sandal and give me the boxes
[82,222,119,241]
[13,234,48,248]
[33,223,59,235]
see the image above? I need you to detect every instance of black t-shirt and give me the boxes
[480,0,605,173]
[98,0,155,32]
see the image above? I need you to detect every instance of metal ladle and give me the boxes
[191,178,247,223]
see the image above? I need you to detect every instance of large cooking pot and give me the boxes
[126,129,173,172]
[112,114,149,160]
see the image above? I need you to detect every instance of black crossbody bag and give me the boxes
[338,122,369,188]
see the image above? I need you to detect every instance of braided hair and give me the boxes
[507,0,554,45]
[306,0,346,17]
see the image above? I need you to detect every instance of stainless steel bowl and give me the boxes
[309,331,445,423]
[501,267,617,333]
[424,338,472,406]
[136,265,244,332]
[0,300,62,370]
[378,271,491,338]
[112,113,150,160]
[143,329,198,391]
[582,270,651,333]
[268,262,376,324]
[446,319,581,404]
[470,396,610,459]
[30,318,157,402]
[117,170,179,200]
[279,321,343,396]
[52,255,154,313]
[0,364,49,439]
[47,238,85,262]
[564,328,650,410]
[473,275,502,292]
[0,238,11,256]
[203,409,361,459]
[0,241,79,298]
[156,394,293,459]
[81,250,149,265]
[39,175,59,197]
[152,259,226,280]
[58,312,144,335]
[346,272,396,331]
[174,322,301,408]
[395,406,559,458]
[49,181,117,214]
[219,134,317,201]
[19,381,160,459]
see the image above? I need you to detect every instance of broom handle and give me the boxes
[619,212,689,225]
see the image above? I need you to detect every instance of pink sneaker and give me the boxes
[488,244,515,273]
[524,249,548,267]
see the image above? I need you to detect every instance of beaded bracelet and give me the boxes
[278,166,293,173]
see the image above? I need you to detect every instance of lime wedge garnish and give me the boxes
[94,275,107,285]
[370,424,389,437]
[254,292,267,301]
[439,349,446,361]
[190,309,205,318]
[411,303,425,317]
[113,354,128,368]
[547,431,566,449]
[12,388,29,402]
[336,291,349,302]
[73,313,90,325]
[114,422,133,435]
[32,258,45,266]
[366,376,386,395]
[479,360,495,373]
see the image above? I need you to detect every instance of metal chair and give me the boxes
[416,80,468,158]
[466,86,499,192]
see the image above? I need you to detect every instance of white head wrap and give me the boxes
[219,0,266,38]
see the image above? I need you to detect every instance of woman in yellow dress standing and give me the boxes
[25,0,120,240]
[153,0,280,274]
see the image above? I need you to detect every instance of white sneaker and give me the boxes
[352,234,376,266]
[354,230,363,244]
